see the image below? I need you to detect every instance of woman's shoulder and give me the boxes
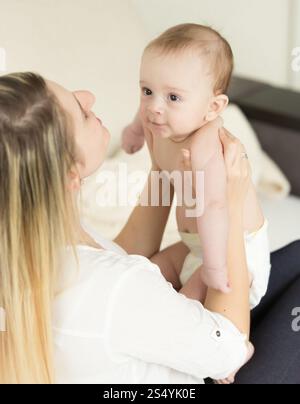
[61,244,162,297]
[54,249,161,336]
[79,220,127,255]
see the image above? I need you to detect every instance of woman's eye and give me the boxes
[169,94,180,102]
[142,87,152,96]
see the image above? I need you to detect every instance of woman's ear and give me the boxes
[67,166,81,192]
[205,94,229,122]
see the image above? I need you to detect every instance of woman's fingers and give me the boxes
[219,127,250,176]
[181,148,192,171]
[214,378,233,384]
[219,127,236,143]
[219,127,252,206]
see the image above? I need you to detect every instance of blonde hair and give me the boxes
[0,72,81,383]
[145,23,234,94]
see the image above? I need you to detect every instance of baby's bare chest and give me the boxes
[151,130,224,233]
[152,136,198,232]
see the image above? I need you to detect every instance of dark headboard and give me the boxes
[228,76,300,197]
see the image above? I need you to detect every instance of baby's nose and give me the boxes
[148,98,164,115]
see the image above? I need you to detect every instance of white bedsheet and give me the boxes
[260,195,300,252]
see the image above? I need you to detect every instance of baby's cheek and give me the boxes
[186,113,206,132]
[139,108,148,125]
[171,116,191,134]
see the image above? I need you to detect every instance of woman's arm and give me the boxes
[116,126,179,258]
[114,168,174,258]
[204,129,251,337]
[110,252,249,381]
[205,209,250,336]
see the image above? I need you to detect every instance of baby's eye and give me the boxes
[169,94,181,102]
[142,87,152,96]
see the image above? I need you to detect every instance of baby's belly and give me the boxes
[176,205,198,234]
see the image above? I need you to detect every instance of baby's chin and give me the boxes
[150,123,194,142]
[168,131,195,142]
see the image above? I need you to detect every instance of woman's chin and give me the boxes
[102,127,111,151]
[103,125,111,140]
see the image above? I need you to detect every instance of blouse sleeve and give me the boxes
[107,256,248,380]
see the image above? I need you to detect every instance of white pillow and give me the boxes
[259,151,291,199]
[80,146,151,241]
[222,104,290,198]
[222,104,263,186]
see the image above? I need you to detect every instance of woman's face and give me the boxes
[47,81,110,184]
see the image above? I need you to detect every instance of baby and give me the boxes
[122,24,271,306]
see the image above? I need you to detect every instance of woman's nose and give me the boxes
[86,91,96,110]
[75,90,96,111]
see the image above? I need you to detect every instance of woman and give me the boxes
[0,72,297,384]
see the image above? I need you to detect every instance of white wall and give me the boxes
[131,0,294,89]
[0,0,149,155]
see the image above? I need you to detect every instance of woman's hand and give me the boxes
[214,341,255,384]
[180,125,251,205]
[219,127,252,216]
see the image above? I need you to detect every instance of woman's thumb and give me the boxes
[181,148,191,170]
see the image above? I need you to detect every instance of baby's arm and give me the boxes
[122,111,145,154]
[190,125,230,293]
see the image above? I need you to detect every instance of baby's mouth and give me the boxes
[150,121,166,127]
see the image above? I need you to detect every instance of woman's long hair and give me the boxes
[0,72,81,383]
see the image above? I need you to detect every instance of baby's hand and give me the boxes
[122,123,145,154]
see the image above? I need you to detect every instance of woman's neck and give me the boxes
[76,225,104,250]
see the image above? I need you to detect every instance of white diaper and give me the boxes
[179,220,271,309]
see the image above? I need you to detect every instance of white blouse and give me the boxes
[52,221,248,384]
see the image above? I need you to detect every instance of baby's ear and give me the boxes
[205,94,229,122]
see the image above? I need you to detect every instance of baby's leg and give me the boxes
[195,151,230,293]
[179,267,253,305]
[151,242,190,291]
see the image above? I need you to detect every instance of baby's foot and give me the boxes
[215,342,255,384]
[200,265,231,294]
[122,123,145,154]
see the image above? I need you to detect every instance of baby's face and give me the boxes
[140,49,215,141]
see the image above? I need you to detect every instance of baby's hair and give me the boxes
[144,23,234,95]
